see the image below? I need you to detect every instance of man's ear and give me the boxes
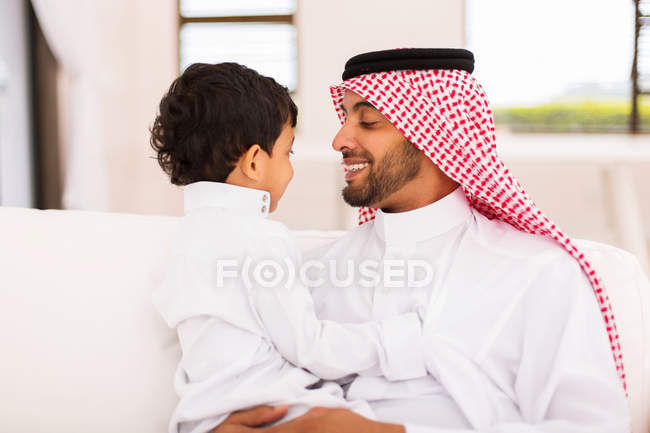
[238,144,264,181]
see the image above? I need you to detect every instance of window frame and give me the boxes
[176,0,297,90]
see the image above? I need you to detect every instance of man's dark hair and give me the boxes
[150,62,297,185]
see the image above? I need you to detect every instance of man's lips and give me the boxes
[342,157,370,165]
[341,159,371,180]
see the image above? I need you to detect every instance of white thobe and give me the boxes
[307,186,631,433]
[152,181,427,433]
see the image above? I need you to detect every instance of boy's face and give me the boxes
[262,122,295,212]
[226,121,295,212]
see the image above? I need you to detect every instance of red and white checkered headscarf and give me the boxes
[330,68,627,394]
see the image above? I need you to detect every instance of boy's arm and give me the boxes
[153,252,274,433]
[251,282,425,381]
[248,236,426,381]
[154,252,367,433]
[171,316,259,433]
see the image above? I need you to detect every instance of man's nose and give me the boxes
[332,125,358,153]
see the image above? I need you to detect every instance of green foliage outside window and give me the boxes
[493,99,650,133]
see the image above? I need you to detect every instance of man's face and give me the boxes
[332,90,422,209]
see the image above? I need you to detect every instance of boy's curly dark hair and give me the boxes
[150,63,297,185]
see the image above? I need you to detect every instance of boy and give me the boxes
[150,63,425,433]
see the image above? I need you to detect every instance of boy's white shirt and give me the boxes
[152,181,426,433]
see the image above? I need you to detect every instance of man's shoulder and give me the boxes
[473,212,641,278]
[573,238,639,265]
[465,213,597,304]
[471,211,568,262]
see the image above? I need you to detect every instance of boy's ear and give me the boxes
[238,144,264,181]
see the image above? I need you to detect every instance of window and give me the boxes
[465,0,648,133]
[632,0,650,132]
[178,0,298,92]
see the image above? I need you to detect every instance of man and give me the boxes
[213,49,632,432]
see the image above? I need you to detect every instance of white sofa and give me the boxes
[1,207,648,433]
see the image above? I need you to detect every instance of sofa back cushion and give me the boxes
[0,207,647,432]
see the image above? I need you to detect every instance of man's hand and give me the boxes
[212,405,405,433]
[211,405,290,432]
[265,407,405,433]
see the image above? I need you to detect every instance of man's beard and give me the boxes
[342,138,422,207]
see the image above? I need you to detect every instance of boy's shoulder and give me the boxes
[172,209,292,258]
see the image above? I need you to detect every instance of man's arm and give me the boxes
[218,252,631,433]
[406,253,630,433]
[211,406,289,433]
[213,400,627,433]
[212,406,405,433]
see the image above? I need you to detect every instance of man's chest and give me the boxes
[309,233,450,322]
[309,232,533,352]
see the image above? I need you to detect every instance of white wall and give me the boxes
[271,0,466,229]
[294,0,465,151]
[103,0,182,216]
[96,0,465,226]
[21,0,646,271]
[0,0,34,207]
[498,133,650,273]
[28,0,182,215]
[14,0,464,223]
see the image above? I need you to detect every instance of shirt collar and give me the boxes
[183,181,270,217]
[373,186,472,245]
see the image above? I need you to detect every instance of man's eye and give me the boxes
[290,149,295,155]
[360,121,378,128]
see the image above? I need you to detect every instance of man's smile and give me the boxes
[341,160,370,181]
[341,158,370,180]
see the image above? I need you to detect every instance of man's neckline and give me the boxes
[373,186,473,245]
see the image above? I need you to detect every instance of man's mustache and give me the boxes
[341,150,374,162]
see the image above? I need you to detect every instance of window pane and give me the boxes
[466,0,636,108]
[180,23,297,91]
[180,0,296,17]
[641,1,650,16]
[641,26,650,89]
[466,0,649,133]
